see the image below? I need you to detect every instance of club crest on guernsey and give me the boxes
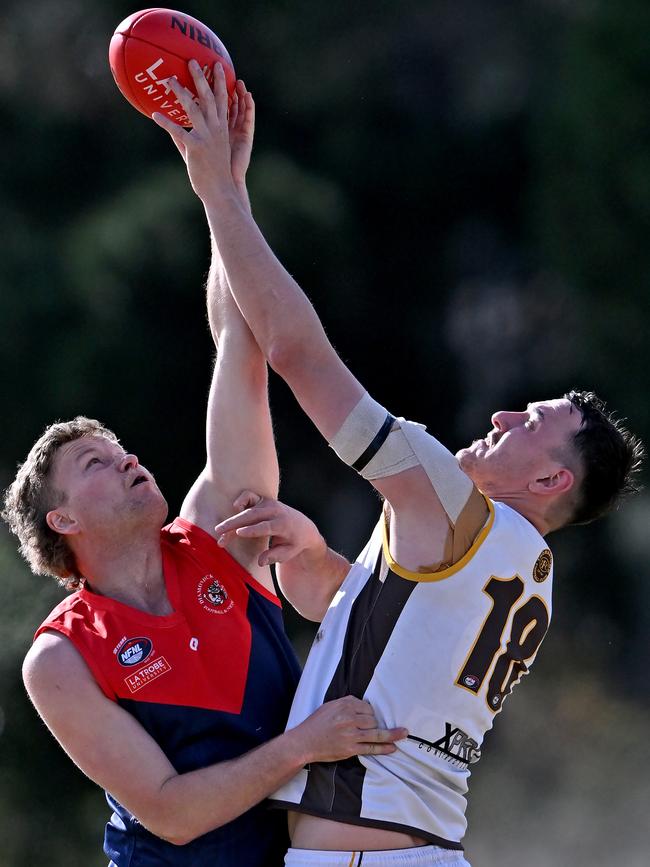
[197,574,234,615]
[533,549,553,583]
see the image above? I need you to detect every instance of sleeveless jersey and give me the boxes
[271,499,553,848]
[35,517,301,867]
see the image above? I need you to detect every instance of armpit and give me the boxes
[417,485,490,572]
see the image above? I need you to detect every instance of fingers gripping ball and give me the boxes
[109,8,236,126]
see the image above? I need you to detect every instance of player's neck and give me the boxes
[75,530,171,615]
[492,493,551,537]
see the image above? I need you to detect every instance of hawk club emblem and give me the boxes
[533,549,552,583]
[196,574,234,614]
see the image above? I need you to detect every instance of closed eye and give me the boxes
[525,405,545,431]
[525,411,544,431]
[85,457,102,469]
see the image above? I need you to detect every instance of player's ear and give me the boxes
[528,468,575,497]
[46,509,80,537]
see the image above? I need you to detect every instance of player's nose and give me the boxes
[491,411,524,431]
[118,453,139,472]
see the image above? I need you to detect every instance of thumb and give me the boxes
[152,112,188,160]
[259,543,297,566]
[233,490,263,512]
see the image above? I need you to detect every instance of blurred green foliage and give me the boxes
[0,1,648,864]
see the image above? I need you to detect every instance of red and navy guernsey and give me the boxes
[35,518,301,867]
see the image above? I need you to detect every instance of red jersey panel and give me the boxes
[36,517,283,714]
[34,518,301,867]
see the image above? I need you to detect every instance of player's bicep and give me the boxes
[182,344,278,533]
[23,632,178,836]
[328,392,472,513]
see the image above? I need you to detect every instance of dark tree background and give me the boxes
[0,1,648,864]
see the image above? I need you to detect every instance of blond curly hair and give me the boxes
[2,417,118,590]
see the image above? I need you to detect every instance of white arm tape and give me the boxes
[329,392,474,524]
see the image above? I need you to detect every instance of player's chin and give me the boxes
[142,496,169,528]
[456,447,480,479]
[131,484,168,515]
[456,443,477,463]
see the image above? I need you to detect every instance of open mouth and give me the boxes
[131,474,148,487]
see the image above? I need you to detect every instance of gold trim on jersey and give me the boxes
[382,496,495,582]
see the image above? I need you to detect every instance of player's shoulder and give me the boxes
[492,498,548,542]
[160,516,218,565]
[40,587,85,620]
[162,515,222,552]
[23,630,91,697]
[162,515,277,597]
[490,500,554,580]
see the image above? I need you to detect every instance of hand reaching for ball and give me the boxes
[228,80,256,189]
[153,61,248,208]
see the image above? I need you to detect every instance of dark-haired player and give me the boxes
[3,81,405,867]
[154,63,644,867]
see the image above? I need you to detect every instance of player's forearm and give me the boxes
[206,182,253,345]
[203,194,333,372]
[278,544,351,621]
[150,726,310,845]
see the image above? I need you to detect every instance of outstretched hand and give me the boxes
[215,491,326,568]
[291,696,408,764]
[228,79,255,188]
[152,61,254,203]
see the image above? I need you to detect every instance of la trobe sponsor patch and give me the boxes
[533,548,552,583]
[124,656,172,694]
[196,574,234,615]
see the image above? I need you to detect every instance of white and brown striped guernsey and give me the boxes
[271,475,553,848]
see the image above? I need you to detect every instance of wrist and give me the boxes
[203,189,247,233]
[201,181,241,214]
[233,180,252,215]
[298,529,328,569]
[277,725,313,769]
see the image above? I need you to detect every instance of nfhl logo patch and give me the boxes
[117,637,153,667]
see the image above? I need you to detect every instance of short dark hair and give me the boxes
[1,417,119,590]
[564,390,644,526]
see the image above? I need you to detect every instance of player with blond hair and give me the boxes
[3,80,405,867]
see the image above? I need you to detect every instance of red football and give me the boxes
[109,8,236,126]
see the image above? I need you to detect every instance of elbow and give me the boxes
[164,830,199,847]
[268,336,328,385]
[277,582,333,624]
[266,337,305,379]
[138,794,224,846]
[149,818,216,848]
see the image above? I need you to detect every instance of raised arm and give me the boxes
[155,64,365,440]
[176,81,279,588]
[155,64,483,576]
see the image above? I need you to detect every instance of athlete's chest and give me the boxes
[94,562,258,712]
[319,527,553,719]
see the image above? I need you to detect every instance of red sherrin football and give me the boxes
[109,8,236,126]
